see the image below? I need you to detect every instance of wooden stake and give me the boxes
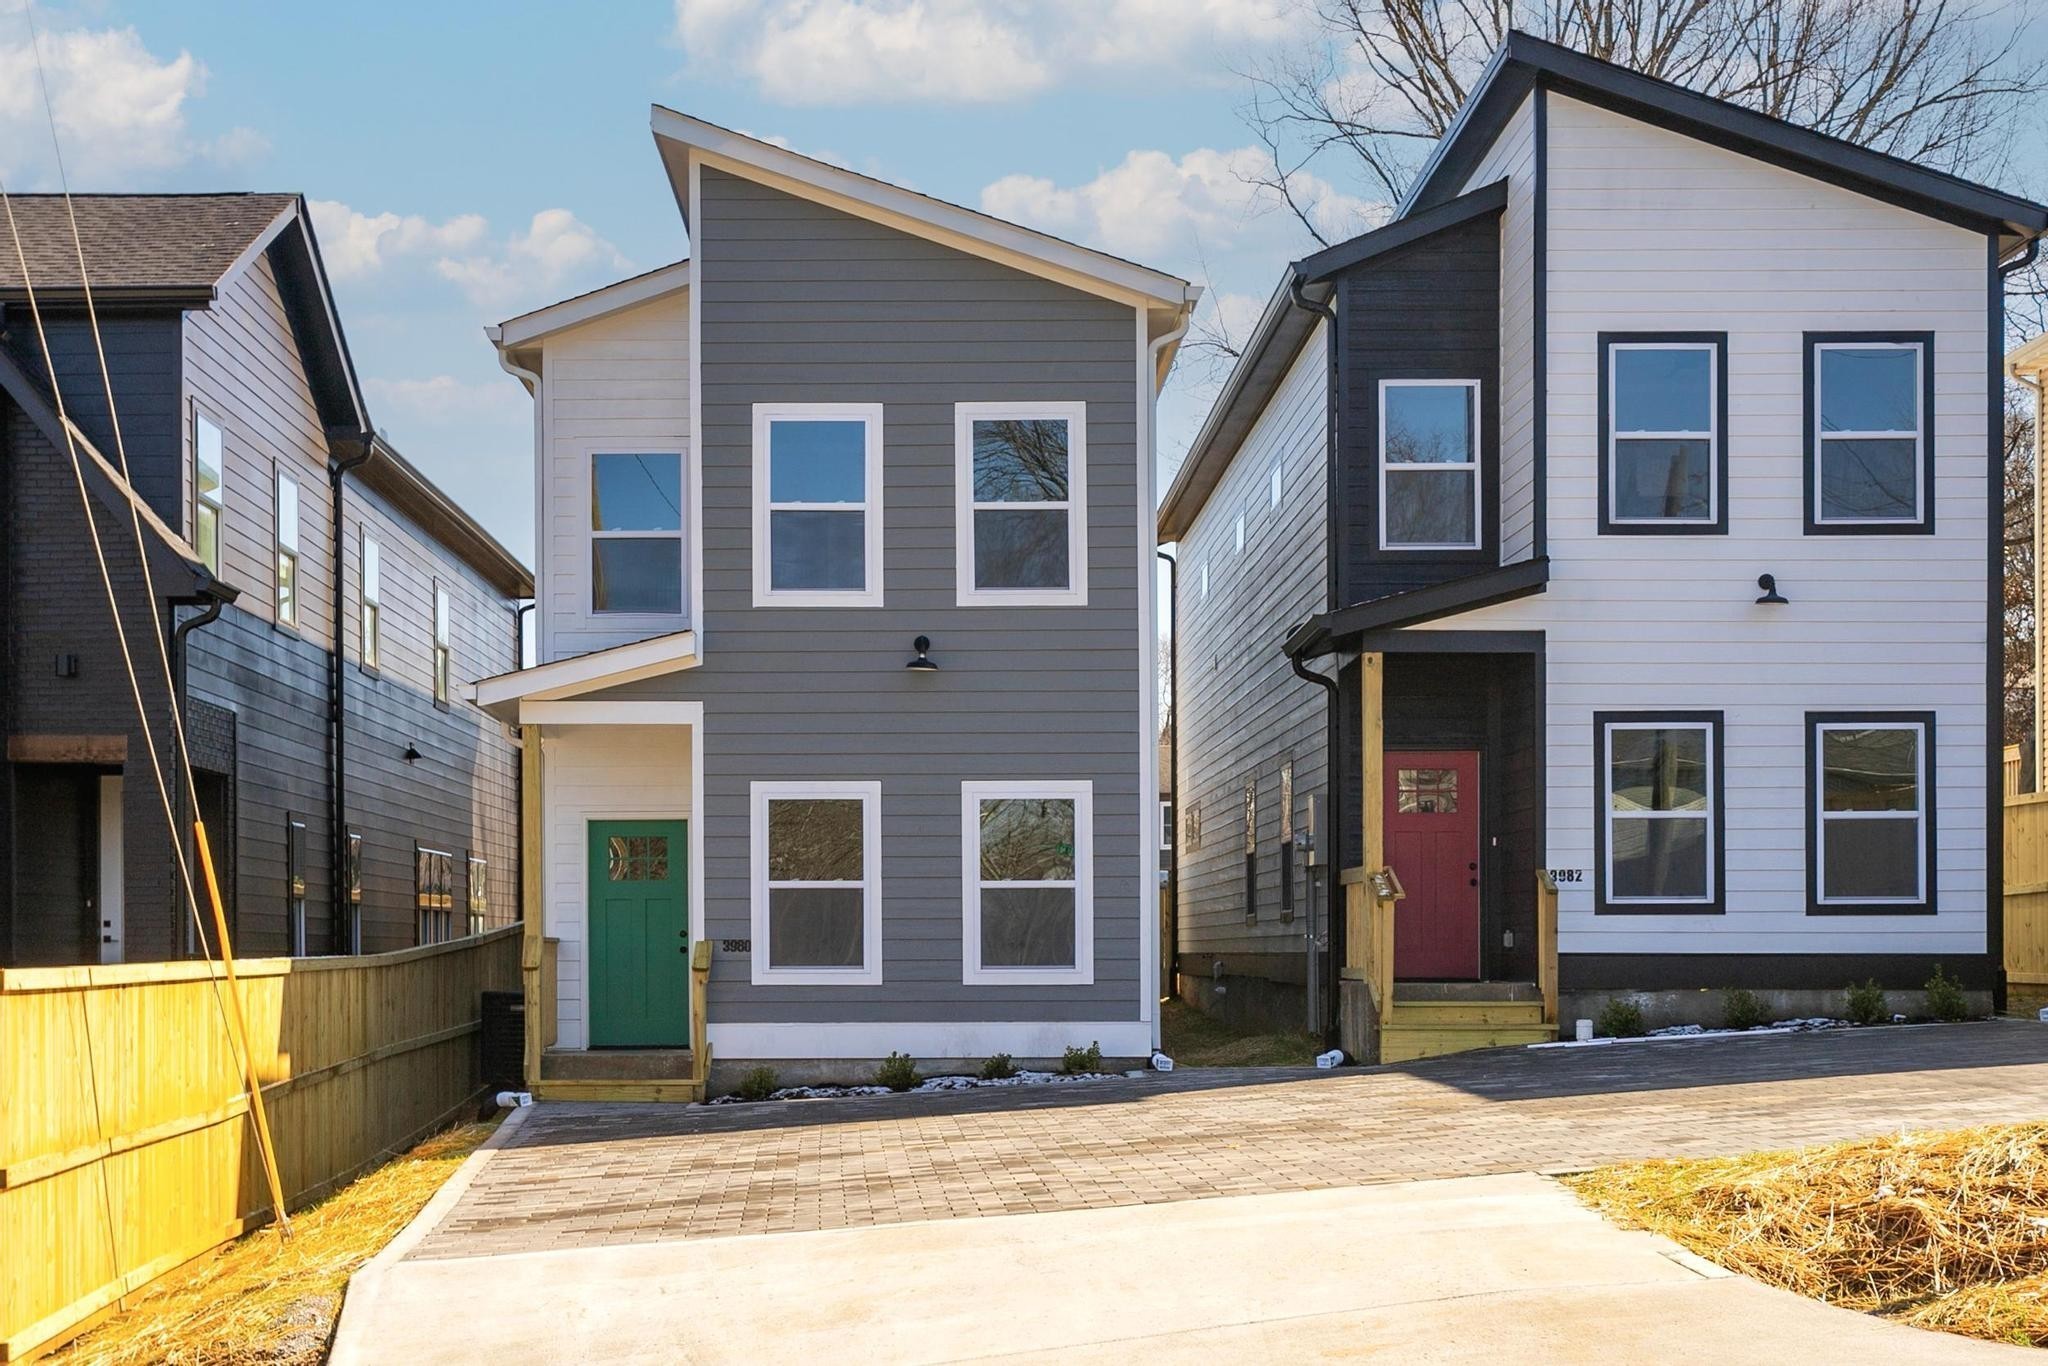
[193,818,292,1238]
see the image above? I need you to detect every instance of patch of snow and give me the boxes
[1531,1018,1851,1050]
[705,1069,1121,1105]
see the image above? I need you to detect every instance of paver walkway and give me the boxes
[412,1019,2048,1259]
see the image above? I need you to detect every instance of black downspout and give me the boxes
[171,590,227,957]
[1288,269,1343,1043]
[329,434,374,955]
[1155,547,1177,995]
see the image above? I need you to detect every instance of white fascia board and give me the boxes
[652,106,1196,314]
[470,629,698,716]
[494,262,693,349]
[2008,332,2048,379]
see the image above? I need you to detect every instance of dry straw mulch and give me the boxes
[1567,1122,2048,1348]
[53,1119,496,1365]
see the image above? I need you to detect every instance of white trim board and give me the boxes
[751,403,885,608]
[473,631,699,714]
[749,780,885,987]
[953,401,1089,607]
[706,1020,1153,1060]
[960,780,1094,986]
[522,699,703,726]
[494,262,692,348]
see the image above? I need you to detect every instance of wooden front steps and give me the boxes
[535,1047,704,1102]
[1380,983,1556,1063]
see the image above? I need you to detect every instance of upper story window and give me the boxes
[1600,335,1726,534]
[432,583,451,705]
[1379,380,1480,551]
[1596,711,1723,914]
[955,402,1087,606]
[194,408,224,575]
[275,469,300,627]
[1808,713,1933,912]
[360,531,382,669]
[750,781,883,985]
[590,453,685,614]
[753,404,883,607]
[1806,335,1932,534]
[962,781,1093,985]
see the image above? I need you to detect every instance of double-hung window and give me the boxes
[753,404,883,606]
[432,584,451,705]
[750,781,882,984]
[1596,712,1722,913]
[467,852,488,935]
[1806,335,1932,532]
[590,452,685,614]
[1808,714,1934,912]
[1379,380,1480,550]
[275,469,300,627]
[962,781,1092,984]
[285,814,308,955]
[1599,335,1725,532]
[360,531,382,669]
[955,402,1087,605]
[415,844,454,944]
[194,408,224,575]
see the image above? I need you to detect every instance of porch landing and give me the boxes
[535,1048,705,1103]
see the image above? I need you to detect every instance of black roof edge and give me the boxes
[1296,178,1508,282]
[1407,31,2048,243]
[1286,556,1550,657]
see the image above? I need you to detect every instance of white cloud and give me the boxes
[672,0,1304,104]
[980,145,1381,262]
[309,200,488,279]
[0,25,262,186]
[433,208,633,311]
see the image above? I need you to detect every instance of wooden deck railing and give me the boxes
[0,928,520,1361]
[1340,864,1400,1029]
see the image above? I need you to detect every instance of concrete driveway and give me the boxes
[332,1021,2048,1362]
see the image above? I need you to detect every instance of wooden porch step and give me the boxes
[1381,1019,1556,1064]
[531,1077,705,1103]
[1388,999,1547,1028]
[1393,981,1543,1004]
[540,1047,695,1082]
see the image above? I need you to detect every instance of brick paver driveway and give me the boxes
[412,1020,2048,1260]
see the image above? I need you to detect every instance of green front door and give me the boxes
[587,820,690,1047]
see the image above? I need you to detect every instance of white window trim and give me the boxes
[1269,461,1283,509]
[1602,719,1717,908]
[193,405,224,576]
[752,403,885,608]
[960,779,1093,986]
[953,400,1088,607]
[1812,341,1926,527]
[1160,798,1173,852]
[360,527,382,669]
[586,450,689,619]
[1606,341,1719,527]
[1378,378,1482,551]
[275,467,300,628]
[432,582,452,705]
[1815,720,1929,906]
[750,779,884,986]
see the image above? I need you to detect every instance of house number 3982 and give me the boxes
[1547,869,1585,884]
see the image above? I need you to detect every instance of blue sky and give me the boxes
[1,0,1369,563]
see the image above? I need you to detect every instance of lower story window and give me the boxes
[415,844,454,944]
[467,852,488,935]
[962,781,1092,985]
[285,814,307,955]
[344,828,364,954]
[1809,713,1933,912]
[1596,712,1722,913]
[750,781,882,984]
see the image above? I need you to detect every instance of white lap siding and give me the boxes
[539,724,693,1048]
[1421,93,1990,957]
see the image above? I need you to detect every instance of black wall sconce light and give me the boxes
[906,635,939,671]
[1755,573,1789,605]
[403,744,423,762]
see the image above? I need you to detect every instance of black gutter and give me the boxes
[1156,548,1178,991]
[328,433,374,954]
[1286,268,1343,1042]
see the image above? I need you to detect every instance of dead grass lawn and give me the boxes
[1160,997,1320,1067]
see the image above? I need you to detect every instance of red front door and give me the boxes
[1386,750,1481,980]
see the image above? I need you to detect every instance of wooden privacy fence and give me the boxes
[0,926,520,1361]
[2007,793,2048,997]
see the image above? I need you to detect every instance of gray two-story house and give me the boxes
[477,114,1196,1092]
[0,194,531,966]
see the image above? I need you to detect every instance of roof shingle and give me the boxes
[0,192,297,293]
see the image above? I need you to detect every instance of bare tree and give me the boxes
[2006,385,2036,747]
[1243,0,2047,240]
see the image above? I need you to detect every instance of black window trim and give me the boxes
[1596,331,1730,537]
[1801,331,1936,536]
[1804,709,1938,916]
[1592,708,1727,915]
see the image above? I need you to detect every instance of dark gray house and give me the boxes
[475,115,1197,1093]
[0,194,532,966]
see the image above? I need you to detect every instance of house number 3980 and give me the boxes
[719,938,752,953]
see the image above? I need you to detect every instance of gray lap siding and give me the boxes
[605,168,1144,1025]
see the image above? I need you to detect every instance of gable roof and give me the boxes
[0,193,298,301]
[648,108,1198,348]
[490,260,691,351]
[1406,31,2048,252]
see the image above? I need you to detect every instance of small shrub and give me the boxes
[1060,1040,1104,1074]
[1595,998,1645,1039]
[979,1052,1018,1080]
[875,1051,919,1092]
[1924,964,1970,1022]
[1844,979,1887,1026]
[736,1065,779,1102]
[1721,988,1769,1032]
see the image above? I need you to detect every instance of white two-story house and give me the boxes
[476,113,1197,1095]
[1160,33,2047,1061]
